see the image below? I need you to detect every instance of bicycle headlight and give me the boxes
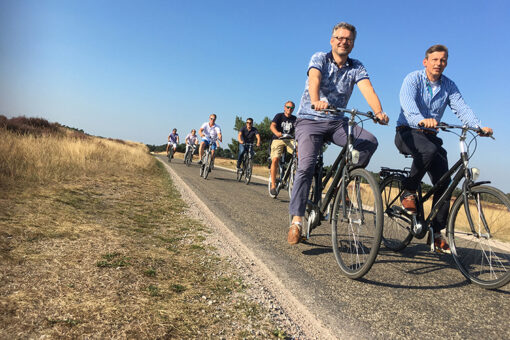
[351,149,360,164]
[471,167,480,181]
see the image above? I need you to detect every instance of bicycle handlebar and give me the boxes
[279,134,294,140]
[311,105,380,123]
[421,122,495,139]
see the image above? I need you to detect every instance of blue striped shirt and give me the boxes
[297,52,369,120]
[397,69,481,129]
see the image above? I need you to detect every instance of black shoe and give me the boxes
[198,160,203,165]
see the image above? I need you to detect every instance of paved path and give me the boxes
[160,156,509,339]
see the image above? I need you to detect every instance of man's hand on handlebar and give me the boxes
[418,118,439,129]
[479,127,493,137]
[375,112,389,125]
[311,100,329,111]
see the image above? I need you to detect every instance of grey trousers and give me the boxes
[289,118,378,217]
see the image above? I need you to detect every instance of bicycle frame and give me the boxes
[385,124,492,236]
[308,108,376,223]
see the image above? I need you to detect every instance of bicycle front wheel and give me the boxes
[287,158,297,200]
[448,185,510,289]
[201,153,210,179]
[237,161,244,182]
[244,159,252,185]
[379,175,413,251]
[168,148,173,162]
[332,168,383,279]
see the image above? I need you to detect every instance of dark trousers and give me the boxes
[395,128,450,232]
[290,119,378,217]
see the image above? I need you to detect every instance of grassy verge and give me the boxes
[0,120,287,338]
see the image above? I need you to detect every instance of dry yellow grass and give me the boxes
[0,126,286,338]
[0,128,152,186]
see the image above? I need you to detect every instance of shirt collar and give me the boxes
[327,51,352,68]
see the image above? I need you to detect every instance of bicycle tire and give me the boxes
[184,150,191,166]
[304,174,320,240]
[379,175,413,251]
[203,153,210,179]
[331,168,383,279]
[244,159,252,185]
[287,158,297,200]
[448,185,510,289]
[168,148,173,163]
[237,159,244,182]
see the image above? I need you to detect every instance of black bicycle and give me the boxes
[199,143,213,179]
[268,135,297,199]
[291,106,384,279]
[379,123,510,289]
[184,144,197,166]
[237,143,255,184]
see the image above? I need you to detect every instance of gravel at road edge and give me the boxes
[159,159,336,339]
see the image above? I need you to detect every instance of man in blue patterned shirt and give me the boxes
[395,44,493,252]
[287,22,388,245]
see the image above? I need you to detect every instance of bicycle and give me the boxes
[291,106,384,279]
[237,143,255,184]
[267,135,297,199]
[184,144,197,166]
[199,143,213,179]
[379,123,510,289]
[167,145,175,163]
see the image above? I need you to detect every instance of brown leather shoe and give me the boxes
[287,223,302,245]
[400,193,417,213]
[434,235,451,254]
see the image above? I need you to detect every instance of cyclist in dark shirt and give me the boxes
[269,101,297,197]
[237,118,261,170]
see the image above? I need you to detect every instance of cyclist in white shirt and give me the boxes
[184,129,199,161]
[198,114,222,164]
[166,128,179,157]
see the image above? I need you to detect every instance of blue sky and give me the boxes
[1,0,509,192]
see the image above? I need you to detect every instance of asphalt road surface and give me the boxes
[160,156,509,339]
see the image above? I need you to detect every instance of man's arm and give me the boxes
[308,68,328,111]
[270,122,281,138]
[357,79,388,124]
[399,73,426,127]
[199,127,205,138]
[237,130,243,144]
[255,132,261,147]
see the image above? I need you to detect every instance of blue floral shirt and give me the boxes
[296,51,369,120]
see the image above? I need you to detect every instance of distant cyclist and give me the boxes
[198,114,222,164]
[269,101,297,198]
[166,128,179,157]
[237,118,261,171]
[184,129,199,162]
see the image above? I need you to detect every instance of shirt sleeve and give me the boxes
[447,81,481,128]
[400,73,426,127]
[307,52,325,75]
[354,61,369,83]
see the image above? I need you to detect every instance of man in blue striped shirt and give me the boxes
[395,44,493,252]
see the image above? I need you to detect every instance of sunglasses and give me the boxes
[246,121,253,124]
[286,106,295,109]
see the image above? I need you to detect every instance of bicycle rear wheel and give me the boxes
[244,159,252,185]
[379,175,413,251]
[332,168,383,279]
[448,185,510,289]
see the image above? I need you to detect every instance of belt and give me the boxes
[396,126,437,136]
